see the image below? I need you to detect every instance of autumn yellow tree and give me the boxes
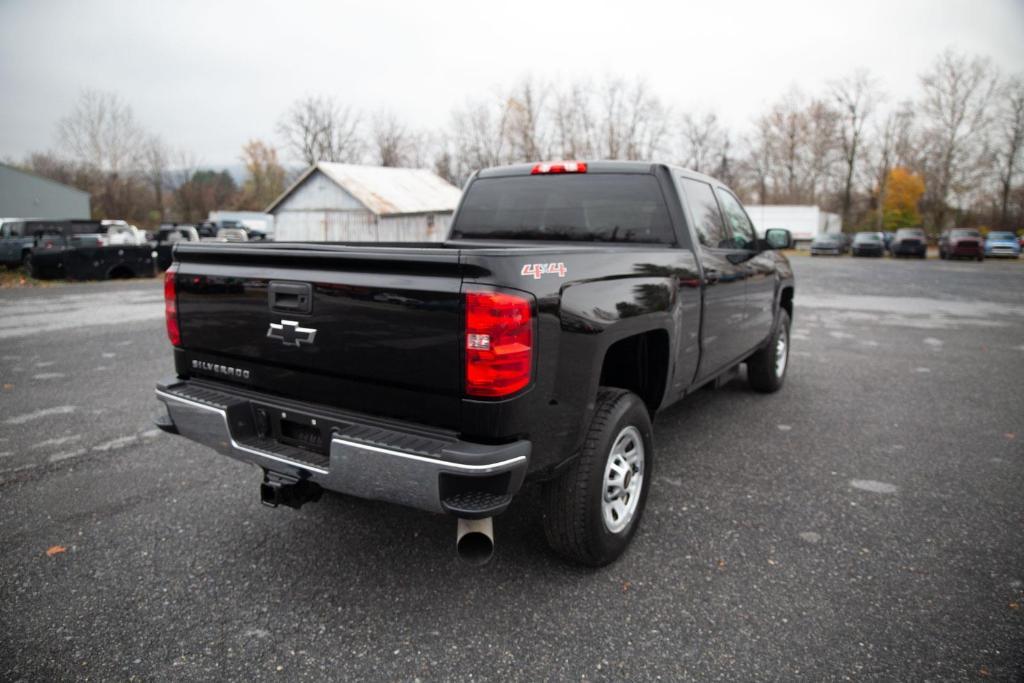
[881,166,925,230]
[237,140,286,210]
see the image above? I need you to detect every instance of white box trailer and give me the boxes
[744,205,841,247]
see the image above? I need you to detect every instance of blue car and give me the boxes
[984,231,1021,259]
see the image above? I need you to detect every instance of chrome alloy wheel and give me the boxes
[601,426,645,533]
[775,324,789,378]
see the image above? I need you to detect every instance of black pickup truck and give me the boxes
[154,161,794,566]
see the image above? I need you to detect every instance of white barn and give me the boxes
[266,163,462,242]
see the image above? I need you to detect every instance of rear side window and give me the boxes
[451,174,675,243]
[679,178,729,248]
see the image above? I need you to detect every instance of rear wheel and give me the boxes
[542,388,654,566]
[747,308,791,393]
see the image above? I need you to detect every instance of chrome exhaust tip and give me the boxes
[456,517,494,566]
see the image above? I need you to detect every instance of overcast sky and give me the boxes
[1,0,1022,168]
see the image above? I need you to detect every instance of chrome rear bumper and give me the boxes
[155,379,529,516]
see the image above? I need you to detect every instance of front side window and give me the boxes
[715,188,756,250]
[679,178,729,248]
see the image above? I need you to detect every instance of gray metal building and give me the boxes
[0,163,90,219]
[266,163,462,242]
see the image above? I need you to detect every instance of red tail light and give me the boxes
[164,264,181,347]
[531,161,587,175]
[465,290,533,397]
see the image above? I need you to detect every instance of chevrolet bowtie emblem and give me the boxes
[267,320,317,347]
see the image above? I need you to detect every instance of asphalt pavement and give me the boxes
[1,256,1022,681]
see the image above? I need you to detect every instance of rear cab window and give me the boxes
[450,174,675,244]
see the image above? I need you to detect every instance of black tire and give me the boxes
[747,308,791,393]
[541,388,654,567]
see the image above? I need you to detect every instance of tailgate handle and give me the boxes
[269,281,312,314]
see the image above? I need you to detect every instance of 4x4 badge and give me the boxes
[267,320,317,347]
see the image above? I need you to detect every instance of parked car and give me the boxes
[0,218,36,268]
[984,231,1021,259]
[154,160,795,566]
[155,225,201,271]
[215,228,249,242]
[851,231,885,257]
[938,229,984,261]
[891,228,928,258]
[810,233,844,256]
[195,222,219,239]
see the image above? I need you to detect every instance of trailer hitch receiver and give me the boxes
[260,470,323,509]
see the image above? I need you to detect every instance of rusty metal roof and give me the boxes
[266,162,462,216]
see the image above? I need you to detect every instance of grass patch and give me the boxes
[0,268,60,289]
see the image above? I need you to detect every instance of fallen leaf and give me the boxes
[622,580,631,592]
[1010,602,1020,610]
[767,558,778,566]
[716,559,727,570]
[46,545,66,557]
[1005,433,1016,440]
[2,384,13,391]
[979,665,991,677]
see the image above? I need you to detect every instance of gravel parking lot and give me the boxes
[1,256,1022,681]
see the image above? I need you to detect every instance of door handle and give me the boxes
[704,268,720,284]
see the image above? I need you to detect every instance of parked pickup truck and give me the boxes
[154,161,794,566]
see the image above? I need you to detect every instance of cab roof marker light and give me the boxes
[531,161,588,175]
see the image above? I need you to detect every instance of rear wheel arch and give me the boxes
[597,328,670,416]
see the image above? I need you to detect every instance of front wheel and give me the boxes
[747,308,791,393]
[542,388,654,566]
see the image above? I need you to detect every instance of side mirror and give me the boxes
[764,228,793,250]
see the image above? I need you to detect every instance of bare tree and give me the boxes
[371,110,407,167]
[370,110,427,167]
[679,111,726,175]
[503,77,548,162]
[802,98,840,203]
[446,98,510,182]
[917,50,999,229]
[994,75,1024,228]
[56,89,146,173]
[598,78,669,160]
[142,135,169,222]
[830,70,882,227]
[550,80,598,159]
[743,116,775,204]
[277,96,363,165]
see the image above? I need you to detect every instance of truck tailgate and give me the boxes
[173,243,464,419]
